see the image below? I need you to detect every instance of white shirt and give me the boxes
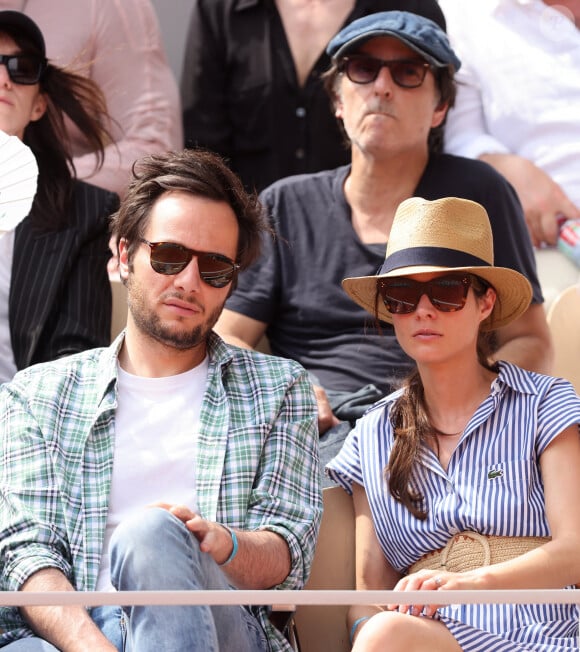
[440,0,580,206]
[96,357,209,591]
[0,231,17,383]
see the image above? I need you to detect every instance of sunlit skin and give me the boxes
[0,33,46,139]
[390,271,496,372]
[335,36,448,164]
[390,271,498,474]
[118,190,239,378]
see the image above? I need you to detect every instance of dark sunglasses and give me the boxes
[337,54,430,88]
[378,274,488,315]
[0,53,46,85]
[140,239,239,288]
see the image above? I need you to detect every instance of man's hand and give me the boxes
[480,153,580,247]
[313,384,340,434]
[153,503,233,565]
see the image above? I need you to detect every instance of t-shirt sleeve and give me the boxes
[225,192,280,324]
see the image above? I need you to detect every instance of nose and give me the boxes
[414,292,436,316]
[172,256,203,293]
[373,64,395,96]
[0,64,12,87]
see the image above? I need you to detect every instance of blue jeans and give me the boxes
[5,509,268,652]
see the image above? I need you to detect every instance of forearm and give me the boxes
[492,304,554,375]
[492,333,553,375]
[20,568,116,651]
[219,528,292,590]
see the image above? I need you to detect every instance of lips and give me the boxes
[412,329,441,338]
[163,296,202,314]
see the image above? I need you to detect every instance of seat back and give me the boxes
[294,486,356,652]
[546,284,580,394]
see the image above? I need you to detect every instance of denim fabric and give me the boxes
[110,507,269,652]
[2,640,59,651]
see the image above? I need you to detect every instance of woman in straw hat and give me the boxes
[327,196,580,651]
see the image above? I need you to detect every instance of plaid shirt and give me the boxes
[0,332,321,650]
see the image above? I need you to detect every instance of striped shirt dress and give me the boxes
[327,362,580,651]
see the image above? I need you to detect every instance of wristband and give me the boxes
[350,616,370,644]
[219,525,238,566]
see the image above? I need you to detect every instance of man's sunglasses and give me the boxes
[140,239,239,288]
[378,274,488,315]
[337,54,430,88]
[0,54,46,85]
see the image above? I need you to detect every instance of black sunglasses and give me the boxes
[140,239,239,288]
[337,54,430,88]
[0,53,46,85]
[378,274,487,315]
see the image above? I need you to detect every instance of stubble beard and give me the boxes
[127,276,224,351]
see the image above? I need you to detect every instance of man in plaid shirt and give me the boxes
[0,150,322,651]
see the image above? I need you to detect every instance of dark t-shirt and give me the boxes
[226,154,542,395]
[183,0,446,192]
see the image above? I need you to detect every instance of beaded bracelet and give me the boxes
[219,525,239,567]
[350,616,370,644]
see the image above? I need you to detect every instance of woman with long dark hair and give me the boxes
[0,11,118,382]
[327,196,580,651]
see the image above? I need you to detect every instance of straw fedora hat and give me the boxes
[342,196,532,330]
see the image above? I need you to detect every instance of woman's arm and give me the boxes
[348,482,401,645]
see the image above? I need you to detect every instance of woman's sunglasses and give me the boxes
[140,239,239,288]
[337,54,430,88]
[378,274,488,315]
[0,54,46,85]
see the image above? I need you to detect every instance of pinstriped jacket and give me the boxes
[9,180,119,371]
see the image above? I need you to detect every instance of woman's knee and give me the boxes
[352,611,457,652]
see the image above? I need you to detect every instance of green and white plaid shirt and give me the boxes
[0,332,321,650]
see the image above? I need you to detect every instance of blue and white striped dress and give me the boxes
[327,362,580,651]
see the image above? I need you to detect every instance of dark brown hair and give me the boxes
[322,58,457,155]
[110,149,267,270]
[2,27,112,230]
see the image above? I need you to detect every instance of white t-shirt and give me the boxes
[0,231,17,383]
[96,357,209,591]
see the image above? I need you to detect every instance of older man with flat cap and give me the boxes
[215,11,552,477]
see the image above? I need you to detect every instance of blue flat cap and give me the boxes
[327,10,461,72]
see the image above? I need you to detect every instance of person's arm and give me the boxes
[73,0,182,196]
[157,505,291,589]
[347,482,401,645]
[492,303,554,375]
[396,423,580,610]
[214,308,268,350]
[479,153,580,247]
[19,569,116,652]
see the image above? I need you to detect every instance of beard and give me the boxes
[126,275,224,350]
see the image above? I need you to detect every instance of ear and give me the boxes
[431,100,449,129]
[29,91,47,123]
[479,287,497,324]
[118,237,130,283]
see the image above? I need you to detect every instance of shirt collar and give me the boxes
[97,330,235,403]
[492,360,542,397]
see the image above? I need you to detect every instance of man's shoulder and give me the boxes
[426,153,507,182]
[260,166,348,201]
[421,154,518,207]
[5,347,112,401]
